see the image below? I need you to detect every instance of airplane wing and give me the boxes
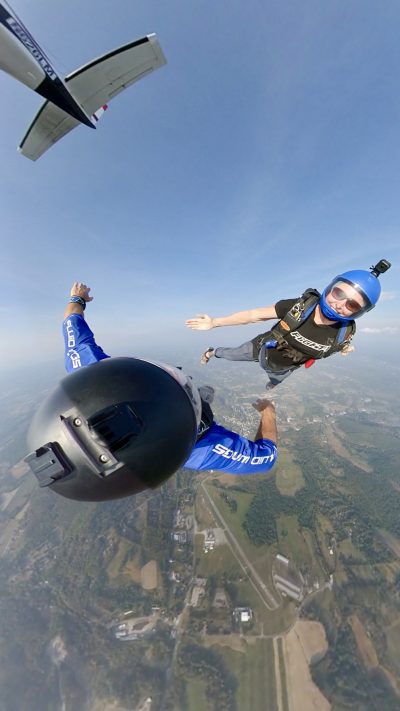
[19,34,166,160]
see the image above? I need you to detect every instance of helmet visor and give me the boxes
[326,279,370,317]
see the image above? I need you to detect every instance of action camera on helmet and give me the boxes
[370,259,391,278]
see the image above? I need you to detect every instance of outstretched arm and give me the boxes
[64,281,93,319]
[185,305,278,331]
[63,282,109,373]
[252,399,277,444]
[184,399,277,474]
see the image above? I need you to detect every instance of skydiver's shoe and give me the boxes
[200,348,214,365]
[266,380,278,390]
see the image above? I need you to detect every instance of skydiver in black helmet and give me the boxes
[25,283,278,503]
[186,260,391,389]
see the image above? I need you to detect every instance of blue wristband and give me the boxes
[70,295,86,310]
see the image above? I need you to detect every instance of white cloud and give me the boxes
[359,326,399,334]
[380,291,397,301]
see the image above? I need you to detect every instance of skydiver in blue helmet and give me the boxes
[61,284,277,477]
[25,282,278,503]
[186,260,391,389]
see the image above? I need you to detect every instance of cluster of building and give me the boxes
[189,577,207,606]
[273,554,304,602]
[171,508,193,546]
[113,614,158,641]
[233,607,253,624]
[203,529,215,553]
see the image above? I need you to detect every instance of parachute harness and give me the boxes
[252,289,355,367]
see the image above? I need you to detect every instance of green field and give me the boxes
[234,579,296,634]
[337,538,366,561]
[275,449,305,496]
[339,417,397,449]
[275,515,328,587]
[203,483,272,565]
[199,483,302,634]
[107,537,133,579]
[184,678,208,711]
[277,637,289,711]
[277,516,313,567]
[303,529,328,580]
[215,638,278,711]
[204,485,254,539]
[194,537,242,578]
[384,624,400,678]
[195,489,216,528]
[315,514,335,567]
[202,483,278,584]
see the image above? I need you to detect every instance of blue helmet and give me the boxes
[320,269,382,323]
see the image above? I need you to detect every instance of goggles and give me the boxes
[329,286,364,314]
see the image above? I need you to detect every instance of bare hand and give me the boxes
[70,282,93,303]
[185,314,214,331]
[252,398,276,413]
[340,344,355,356]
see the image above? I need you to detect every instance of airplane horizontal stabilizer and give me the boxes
[19,34,166,160]
[18,101,80,160]
[65,34,166,116]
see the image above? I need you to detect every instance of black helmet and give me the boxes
[25,358,201,501]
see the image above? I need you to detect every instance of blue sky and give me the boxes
[1,0,399,371]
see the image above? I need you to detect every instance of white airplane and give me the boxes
[0,1,166,160]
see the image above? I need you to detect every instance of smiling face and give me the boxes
[325,280,366,316]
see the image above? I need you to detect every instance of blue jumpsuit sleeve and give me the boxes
[183,422,277,474]
[63,313,110,373]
